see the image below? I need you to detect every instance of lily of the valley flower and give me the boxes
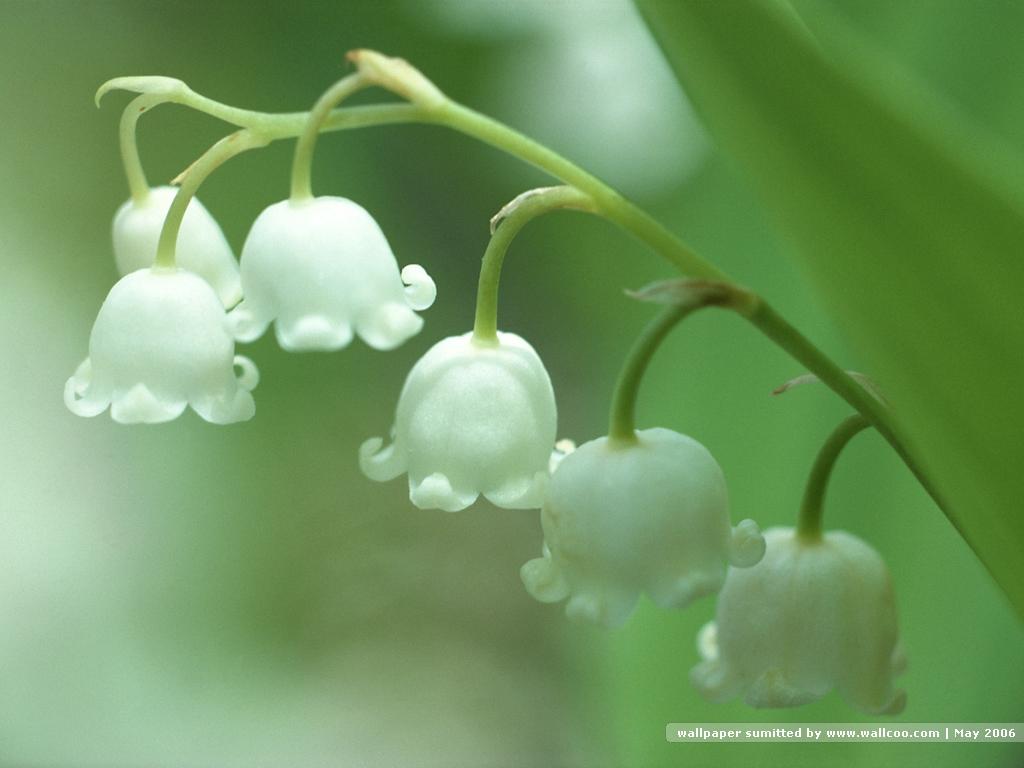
[65,268,258,424]
[360,331,556,511]
[228,197,435,351]
[521,427,764,628]
[113,186,241,308]
[691,526,906,714]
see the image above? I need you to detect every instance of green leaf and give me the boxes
[635,0,1024,617]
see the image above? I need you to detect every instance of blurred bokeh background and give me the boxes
[1,1,1021,766]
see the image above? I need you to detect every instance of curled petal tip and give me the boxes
[520,557,570,603]
[227,302,269,344]
[401,264,436,311]
[64,361,109,418]
[729,519,766,568]
[359,436,406,482]
[232,355,259,391]
[66,358,92,395]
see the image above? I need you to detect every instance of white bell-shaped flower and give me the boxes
[521,427,764,628]
[228,197,435,352]
[112,186,241,308]
[64,268,258,425]
[691,526,906,714]
[360,331,556,512]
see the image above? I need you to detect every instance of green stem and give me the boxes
[797,415,871,542]
[123,85,721,278]
[100,76,425,142]
[435,101,728,282]
[473,187,596,343]
[119,95,154,203]
[122,78,945,519]
[184,100,426,138]
[608,282,752,444]
[154,130,268,268]
[290,73,368,201]
[608,304,689,445]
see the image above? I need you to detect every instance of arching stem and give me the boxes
[289,73,369,202]
[472,187,597,344]
[797,415,871,542]
[608,281,756,445]
[154,130,269,268]
[119,94,155,203]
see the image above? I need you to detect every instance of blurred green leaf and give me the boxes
[635,0,1024,617]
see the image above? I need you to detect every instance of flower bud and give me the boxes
[691,526,906,714]
[228,197,435,352]
[65,268,258,424]
[112,186,241,308]
[360,331,556,511]
[521,428,764,628]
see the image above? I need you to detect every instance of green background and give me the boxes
[1,1,1020,766]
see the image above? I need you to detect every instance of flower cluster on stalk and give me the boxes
[68,186,433,423]
[65,50,906,717]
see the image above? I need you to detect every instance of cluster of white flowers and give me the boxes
[66,179,905,715]
[356,331,904,712]
[66,187,434,424]
[66,59,905,717]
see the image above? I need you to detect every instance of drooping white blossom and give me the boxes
[691,526,906,714]
[228,197,435,352]
[112,186,241,308]
[64,268,258,425]
[360,331,556,512]
[521,427,764,628]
